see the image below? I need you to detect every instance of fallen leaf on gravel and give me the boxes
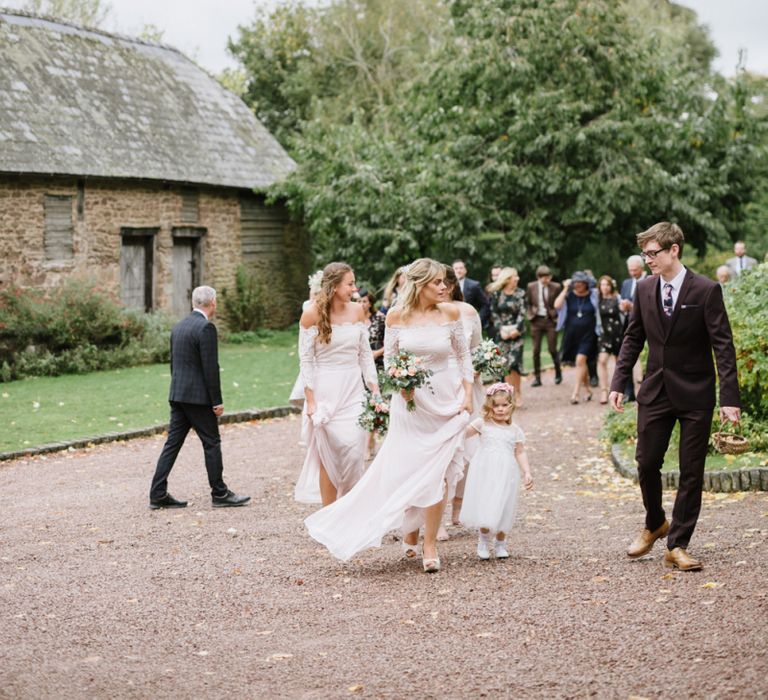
[197,651,209,656]
[226,528,238,537]
[659,589,672,594]
[400,619,415,625]
[410,602,423,609]
[255,630,273,636]
[348,685,364,694]
[97,539,113,545]
[628,696,650,700]
[476,632,494,638]
[655,596,668,603]
[332,593,342,599]
[592,576,609,583]
[81,656,101,664]
[701,582,721,589]
[703,543,716,549]
[701,600,715,606]
[267,653,293,661]
[735,561,747,566]
[660,573,677,581]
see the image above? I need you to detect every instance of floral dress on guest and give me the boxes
[490,288,526,373]
[368,312,386,369]
[598,296,624,356]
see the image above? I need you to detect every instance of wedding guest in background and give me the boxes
[305,258,474,573]
[381,266,407,314]
[356,287,386,368]
[294,263,380,506]
[149,286,250,510]
[453,259,490,333]
[619,255,647,402]
[583,269,599,388]
[555,271,601,404]
[487,263,503,289]
[526,265,562,387]
[488,267,526,407]
[596,275,624,405]
[715,265,732,289]
[725,240,756,277]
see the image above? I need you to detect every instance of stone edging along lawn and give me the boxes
[0,406,301,463]
[611,444,768,493]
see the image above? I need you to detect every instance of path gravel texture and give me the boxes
[1,367,767,699]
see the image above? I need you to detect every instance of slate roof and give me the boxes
[0,9,295,190]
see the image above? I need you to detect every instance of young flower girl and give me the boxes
[460,383,533,559]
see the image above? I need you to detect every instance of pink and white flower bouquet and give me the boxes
[384,350,433,412]
[472,339,507,380]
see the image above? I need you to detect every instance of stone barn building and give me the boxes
[0,9,309,326]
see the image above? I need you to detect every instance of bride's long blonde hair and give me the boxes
[315,262,352,343]
[397,258,445,320]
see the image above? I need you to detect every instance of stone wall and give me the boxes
[0,175,308,327]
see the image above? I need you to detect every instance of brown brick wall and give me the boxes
[0,175,308,328]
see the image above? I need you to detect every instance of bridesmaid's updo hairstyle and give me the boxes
[398,258,445,320]
[443,264,464,302]
[316,262,353,344]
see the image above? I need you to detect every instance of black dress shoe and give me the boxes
[149,493,188,510]
[212,490,251,508]
[589,376,599,387]
[555,373,563,385]
[531,377,542,387]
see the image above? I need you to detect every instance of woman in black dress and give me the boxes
[554,271,602,404]
[596,275,624,404]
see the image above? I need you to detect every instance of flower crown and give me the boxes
[307,269,324,293]
[400,263,413,276]
[485,382,515,396]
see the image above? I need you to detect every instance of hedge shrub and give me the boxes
[0,279,172,381]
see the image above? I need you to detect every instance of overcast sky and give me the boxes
[5,0,768,76]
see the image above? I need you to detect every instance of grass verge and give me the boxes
[0,329,299,453]
[615,442,768,472]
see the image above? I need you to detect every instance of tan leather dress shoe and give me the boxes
[627,520,670,558]
[664,547,703,571]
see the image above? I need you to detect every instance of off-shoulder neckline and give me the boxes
[387,320,461,330]
[301,321,365,330]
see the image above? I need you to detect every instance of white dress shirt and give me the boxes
[536,281,547,316]
[658,266,687,313]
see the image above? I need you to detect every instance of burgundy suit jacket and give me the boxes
[525,280,562,321]
[609,269,740,411]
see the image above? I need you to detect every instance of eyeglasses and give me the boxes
[641,246,670,261]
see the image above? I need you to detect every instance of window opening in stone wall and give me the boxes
[43,194,74,262]
[120,228,157,312]
[181,188,199,223]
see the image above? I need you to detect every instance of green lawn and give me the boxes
[616,442,768,472]
[0,329,300,453]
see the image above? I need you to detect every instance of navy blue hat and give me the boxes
[571,271,590,283]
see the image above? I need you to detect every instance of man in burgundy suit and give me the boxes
[526,265,562,386]
[609,222,740,571]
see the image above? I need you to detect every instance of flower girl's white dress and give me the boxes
[305,320,473,560]
[294,322,377,503]
[460,418,526,533]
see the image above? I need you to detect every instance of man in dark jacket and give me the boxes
[609,223,740,571]
[149,286,250,510]
[452,259,490,332]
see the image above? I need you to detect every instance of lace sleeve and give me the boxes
[450,320,474,382]
[383,324,400,372]
[469,312,482,351]
[358,324,378,388]
[298,325,318,391]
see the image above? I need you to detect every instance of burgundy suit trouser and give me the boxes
[530,316,560,378]
[635,390,712,550]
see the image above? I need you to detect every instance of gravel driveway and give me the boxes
[1,367,766,699]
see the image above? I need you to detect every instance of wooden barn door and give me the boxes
[120,228,156,312]
[240,195,289,267]
[172,228,204,318]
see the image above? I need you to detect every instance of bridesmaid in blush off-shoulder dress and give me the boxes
[305,259,474,573]
[294,263,380,507]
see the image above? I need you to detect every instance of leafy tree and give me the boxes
[23,0,111,27]
[228,0,449,147]
[271,0,766,282]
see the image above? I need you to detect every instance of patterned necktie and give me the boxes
[662,283,673,317]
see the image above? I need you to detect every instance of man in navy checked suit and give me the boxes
[149,286,250,509]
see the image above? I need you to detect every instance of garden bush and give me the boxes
[221,266,267,332]
[0,279,172,381]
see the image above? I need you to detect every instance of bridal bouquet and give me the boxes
[384,350,433,412]
[358,389,390,436]
[472,339,508,380]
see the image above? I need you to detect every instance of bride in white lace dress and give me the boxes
[305,259,474,572]
[294,263,379,506]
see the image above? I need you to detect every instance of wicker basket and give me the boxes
[712,422,750,455]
